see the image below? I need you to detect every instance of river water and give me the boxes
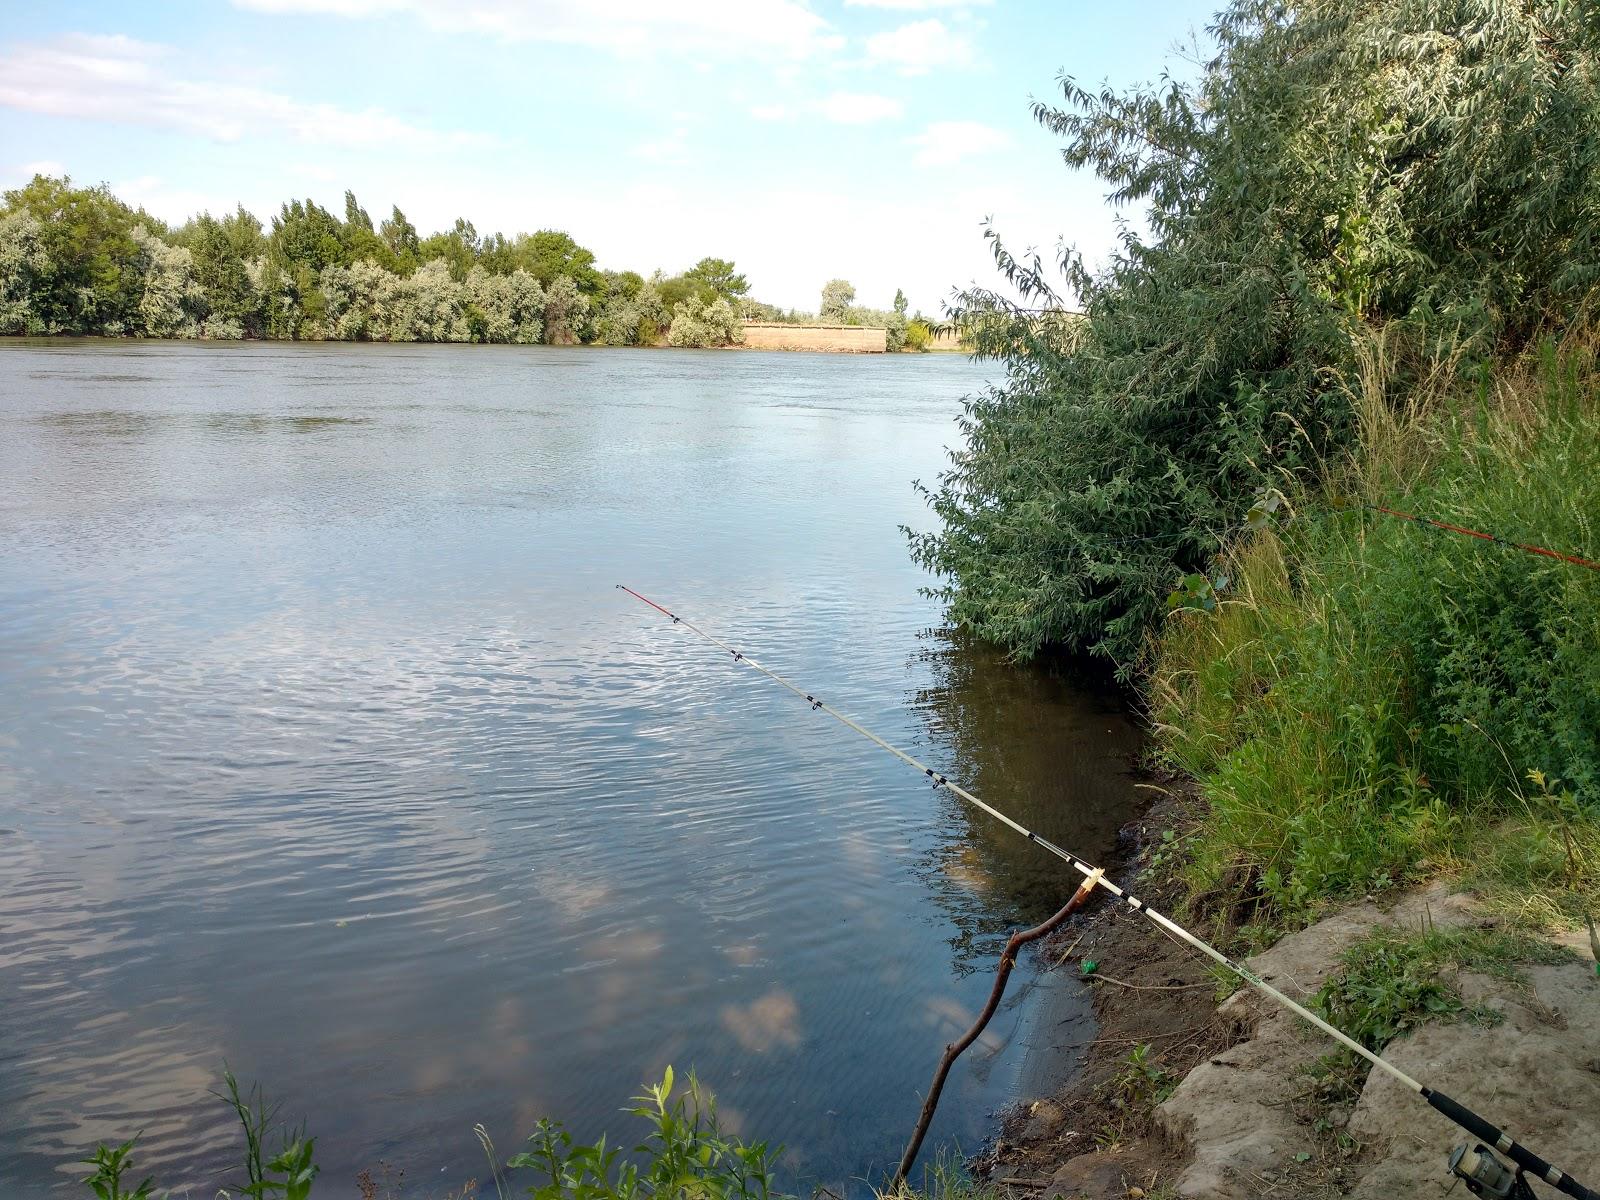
[0,341,1140,1196]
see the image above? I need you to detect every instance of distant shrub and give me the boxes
[667,296,743,348]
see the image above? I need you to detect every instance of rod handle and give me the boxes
[1425,1089,1596,1200]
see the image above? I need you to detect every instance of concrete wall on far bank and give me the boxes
[742,322,887,353]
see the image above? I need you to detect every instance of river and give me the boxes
[0,340,1141,1196]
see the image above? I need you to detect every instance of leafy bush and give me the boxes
[910,1,1600,669]
[667,297,743,348]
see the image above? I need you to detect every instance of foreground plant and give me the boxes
[81,1073,319,1200]
[501,1067,779,1200]
[82,1137,154,1200]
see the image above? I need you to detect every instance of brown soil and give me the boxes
[971,790,1600,1200]
[973,785,1242,1199]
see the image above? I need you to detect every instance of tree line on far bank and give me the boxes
[0,176,932,350]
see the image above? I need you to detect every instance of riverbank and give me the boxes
[972,788,1599,1200]
[970,786,1229,1197]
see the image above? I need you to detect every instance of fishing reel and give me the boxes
[1450,1143,1538,1200]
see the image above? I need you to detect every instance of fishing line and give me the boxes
[617,584,1597,1200]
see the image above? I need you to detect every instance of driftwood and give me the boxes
[891,871,1103,1189]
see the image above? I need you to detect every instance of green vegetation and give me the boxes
[1307,925,1573,1107]
[81,1069,791,1200]
[79,1067,1016,1200]
[899,0,1600,932]
[1321,925,1572,1047]
[1097,1043,1180,1147]
[1154,339,1600,923]
[0,179,913,350]
[82,1072,319,1200]
[82,1138,154,1200]
[494,1067,777,1200]
[911,1,1600,668]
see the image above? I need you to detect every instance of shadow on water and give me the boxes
[33,410,376,435]
[909,628,1143,975]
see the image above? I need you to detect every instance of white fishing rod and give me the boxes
[617,585,1595,1200]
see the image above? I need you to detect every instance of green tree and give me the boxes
[684,256,749,303]
[667,296,744,348]
[819,278,855,322]
[131,225,203,337]
[174,207,265,336]
[0,210,47,334]
[476,231,516,275]
[336,190,404,274]
[515,229,602,295]
[379,205,420,272]
[419,217,480,282]
[893,287,908,316]
[594,270,663,345]
[910,0,1600,668]
[261,198,349,337]
[542,274,591,344]
[2,175,145,334]
[342,190,372,232]
[655,271,698,315]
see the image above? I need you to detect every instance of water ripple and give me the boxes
[0,341,1140,1196]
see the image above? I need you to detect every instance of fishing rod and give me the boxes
[617,584,1597,1200]
[1353,500,1600,572]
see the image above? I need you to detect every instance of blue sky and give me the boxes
[0,1,1214,313]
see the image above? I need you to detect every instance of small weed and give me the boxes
[216,1070,319,1200]
[1309,925,1573,1107]
[1315,932,1465,1053]
[1095,1044,1178,1146]
[83,1072,319,1200]
[1144,827,1187,877]
[506,1066,779,1200]
[1205,962,1241,1004]
[884,1151,1001,1200]
[82,1137,154,1200]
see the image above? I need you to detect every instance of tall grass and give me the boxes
[1151,332,1600,924]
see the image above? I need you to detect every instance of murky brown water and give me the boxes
[0,340,1141,1196]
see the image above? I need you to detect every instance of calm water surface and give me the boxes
[0,341,1140,1196]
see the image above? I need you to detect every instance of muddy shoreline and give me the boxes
[970,784,1235,1196]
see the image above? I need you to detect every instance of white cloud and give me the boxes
[812,91,904,125]
[846,0,990,7]
[0,33,491,150]
[863,18,975,75]
[904,120,1011,167]
[632,127,693,165]
[232,0,845,58]
[749,104,792,122]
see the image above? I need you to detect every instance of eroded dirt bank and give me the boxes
[975,794,1600,1200]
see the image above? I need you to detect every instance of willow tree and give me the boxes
[910,0,1600,670]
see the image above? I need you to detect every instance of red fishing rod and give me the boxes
[1362,503,1600,572]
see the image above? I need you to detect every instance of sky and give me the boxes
[0,1,1215,314]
